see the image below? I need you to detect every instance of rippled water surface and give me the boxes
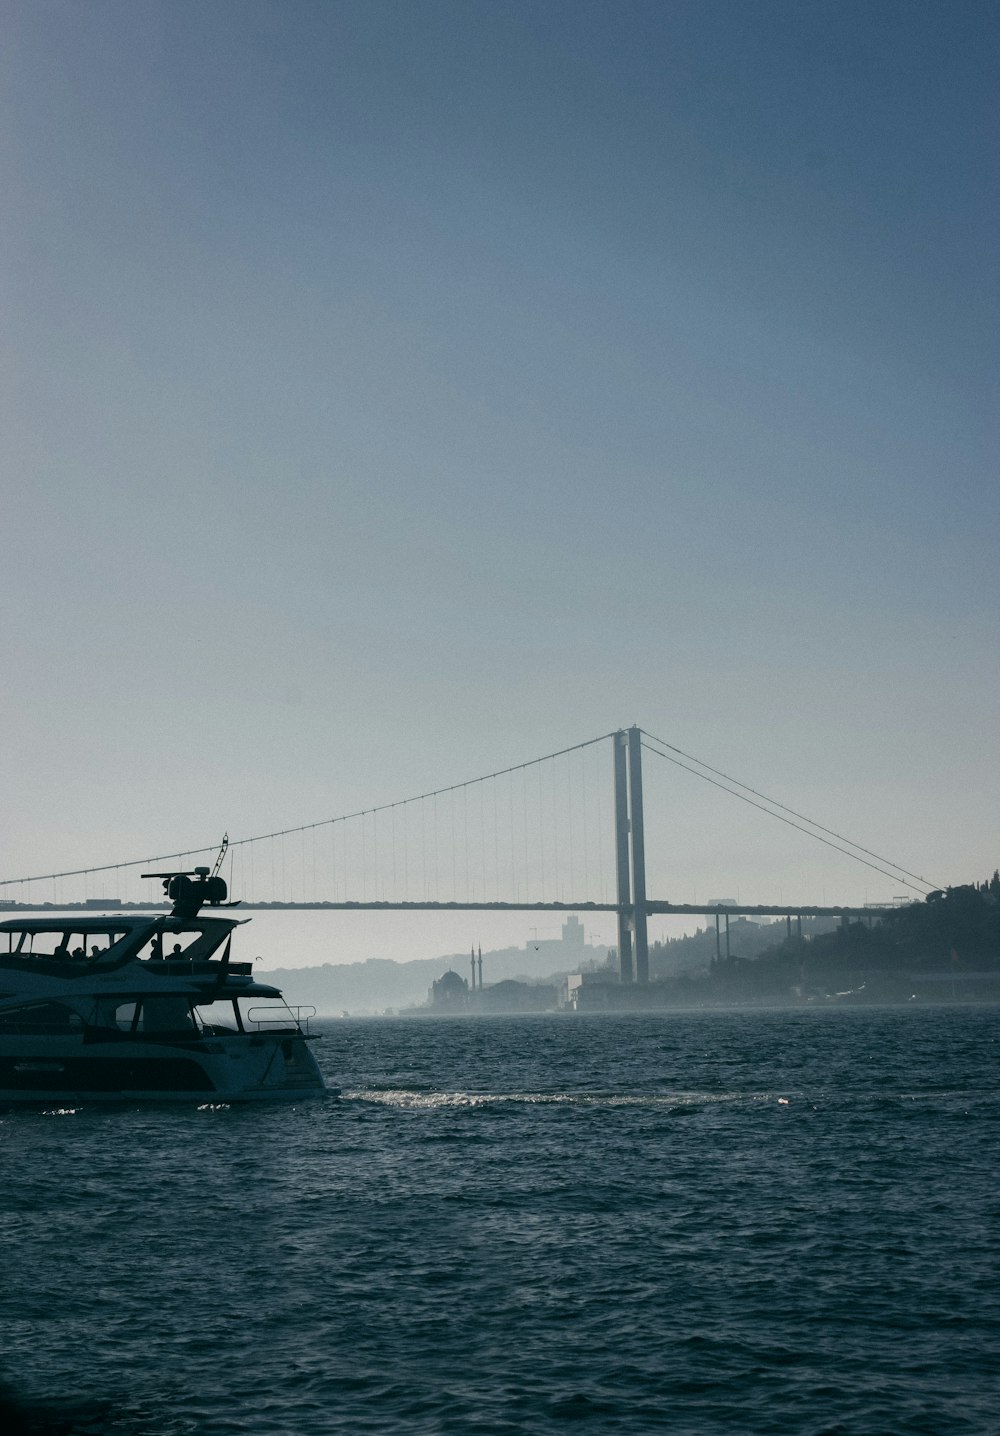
[2,1007,999,1434]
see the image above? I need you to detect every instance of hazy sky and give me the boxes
[3,1,997,962]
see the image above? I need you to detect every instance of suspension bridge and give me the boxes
[0,727,935,984]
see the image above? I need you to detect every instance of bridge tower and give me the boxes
[613,726,650,984]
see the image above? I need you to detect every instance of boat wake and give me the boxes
[343,1088,774,1109]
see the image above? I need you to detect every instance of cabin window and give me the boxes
[140,997,196,1033]
[135,931,216,963]
[159,934,203,961]
[15,931,88,959]
[91,999,196,1033]
[0,1002,84,1033]
[83,932,126,959]
[192,1000,243,1034]
[5,930,126,959]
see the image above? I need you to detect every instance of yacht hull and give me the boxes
[0,1032,326,1103]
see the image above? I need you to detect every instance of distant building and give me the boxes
[562,915,585,947]
[429,969,470,1011]
[564,968,620,1011]
[527,914,590,959]
[477,980,558,1013]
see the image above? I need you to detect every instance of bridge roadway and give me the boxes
[1,899,904,918]
[235,901,900,918]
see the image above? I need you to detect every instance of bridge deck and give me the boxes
[0,900,905,917]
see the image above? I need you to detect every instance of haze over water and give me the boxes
[3,1007,998,1434]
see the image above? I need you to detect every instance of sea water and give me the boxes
[1,1007,998,1434]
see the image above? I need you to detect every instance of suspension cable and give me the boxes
[641,728,939,890]
[640,735,935,895]
[0,732,617,889]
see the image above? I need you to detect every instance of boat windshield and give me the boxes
[137,924,236,964]
[193,997,308,1035]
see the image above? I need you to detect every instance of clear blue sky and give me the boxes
[2,1,997,956]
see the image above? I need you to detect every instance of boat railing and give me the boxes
[246,1004,317,1035]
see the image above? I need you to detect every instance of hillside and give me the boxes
[662,875,1000,1004]
[260,938,608,1015]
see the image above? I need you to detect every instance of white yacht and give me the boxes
[0,867,326,1103]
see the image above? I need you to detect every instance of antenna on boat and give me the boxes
[141,837,239,920]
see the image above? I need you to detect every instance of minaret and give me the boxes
[477,944,483,990]
[470,948,477,991]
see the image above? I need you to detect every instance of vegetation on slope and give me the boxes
[655,873,1000,1003]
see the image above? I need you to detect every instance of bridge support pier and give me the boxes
[628,727,649,984]
[613,727,650,984]
[613,732,633,983]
